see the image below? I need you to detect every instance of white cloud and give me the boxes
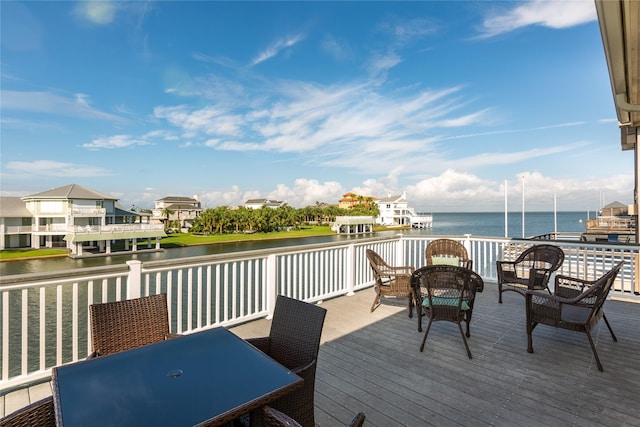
[82,134,150,150]
[4,160,111,178]
[74,1,117,25]
[251,34,304,66]
[1,90,124,121]
[480,0,596,38]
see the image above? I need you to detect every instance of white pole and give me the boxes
[504,180,508,237]
[554,193,557,237]
[522,176,525,238]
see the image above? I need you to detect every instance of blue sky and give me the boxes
[1,0,634,213]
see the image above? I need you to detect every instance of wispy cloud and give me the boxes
[74,0,118,25]
[479,0,596,38]
[1,90,124,121]
[4,160,111,178]
[82,134,150,150]
[251,34,304,66]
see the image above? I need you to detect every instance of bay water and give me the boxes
[1,211,588,276]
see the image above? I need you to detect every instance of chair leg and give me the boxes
[585,330,604,372]
[602,313,617,342]
[526,322,537,353]
[417,304,423,332]
[370,292,380,312]
[408,294,413,319]
[419,318,433,352]
[498,285,503,304]
[464,309,472,338]
[458,322,472,359]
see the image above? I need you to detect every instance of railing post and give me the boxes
[395,234,405,265]
[266,254,277,319]
[126,260,142,299]
[635,252,640,294]
[346,243,356,296]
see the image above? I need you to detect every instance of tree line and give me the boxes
[177,203,381,234]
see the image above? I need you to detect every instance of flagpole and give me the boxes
[521,176,525,238]
[504,180,508,237]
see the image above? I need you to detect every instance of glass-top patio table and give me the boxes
[52,327,303,426]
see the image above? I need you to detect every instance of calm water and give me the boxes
[1,211,588,276]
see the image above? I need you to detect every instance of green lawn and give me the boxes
[0,248,70,260]
[160,226,335,247]
[0,226,336,260]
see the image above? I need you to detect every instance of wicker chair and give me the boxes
[0,397,55,427]
[263,406,365,427]
[246,295,327,427]
[525,261,625,371]
[411,265,484,359]
[425,238,472,269]
[89,293,179,357]
[496,244,565,303]
[366,249,415,316]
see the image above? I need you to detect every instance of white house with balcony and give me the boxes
[0,184,165,256]
[152,195,203,231]
[375,191,433,228]
[244,198,288,209]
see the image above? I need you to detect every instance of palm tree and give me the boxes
[161,208,175,230]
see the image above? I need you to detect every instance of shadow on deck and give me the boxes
[3,283,640,426]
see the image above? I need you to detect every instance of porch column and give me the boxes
[106,240,111,254]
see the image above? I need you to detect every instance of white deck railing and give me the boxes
[1,235,637,390]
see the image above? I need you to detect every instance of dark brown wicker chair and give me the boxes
[0,397,55,427]
[425,238,472,269]
[496,244,565,303]
[525,261,625,371]
[247,295,327,427]
[263,406,365,427]
[89,293,179,357]
[411,265,484,359]
[366,249,415,316]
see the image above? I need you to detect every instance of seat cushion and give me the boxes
[431,256,460,266]
[560,304,590,324]
[422,296,470,311]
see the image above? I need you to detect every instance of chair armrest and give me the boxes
[496,260,518,279]
[86,351,99,359]
[246,336,271,353]
[526,289,584,306]
[291,358,316,379]
[380,265,414,275]
[526,267,552,289]
[554,274,592,298]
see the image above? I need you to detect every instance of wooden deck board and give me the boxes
[2,283,640,426]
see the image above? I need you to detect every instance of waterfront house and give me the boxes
[244,198,288,209]
[585,201,637,243]
[0,184,165,256]
[152,195,203,231]
[0,197,33,250]
[338,192,377,210]
[375,191,433,228]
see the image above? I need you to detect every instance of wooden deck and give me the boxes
[3,283,640,426]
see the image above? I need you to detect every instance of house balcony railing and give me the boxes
[68,223,165,234]
[70,207,106,217]
[0,225,33,234]
[0,235,638,390]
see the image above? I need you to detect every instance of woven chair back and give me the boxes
[425,239,472,269]
[89,293,171,356]
[0,397,55,427]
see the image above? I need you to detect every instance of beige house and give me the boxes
[0,184,165,256]
[152,196,203,230]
